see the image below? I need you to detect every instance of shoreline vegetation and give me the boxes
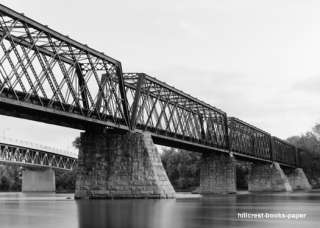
[0,167,76,193]
[0,124,319,192]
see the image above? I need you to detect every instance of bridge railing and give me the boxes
[123,73,229,150]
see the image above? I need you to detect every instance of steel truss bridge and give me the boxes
[0,4,303,169]
[0,137,77,170]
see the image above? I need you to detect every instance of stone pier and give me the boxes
[287,168,311,191]
[22,168,55,192]
[248,162,292,192]
[200,152,236,194]
[75,130,175,199]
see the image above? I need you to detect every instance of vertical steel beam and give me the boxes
[199,115,205,140]
[116,64,130,128]
[130,73,144,129]
[269,136,274,161]
[223,114,230,150]
[96,73,108,111]
[75,64,89,110]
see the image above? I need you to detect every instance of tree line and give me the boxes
[162,123,320,190]
[0,124,319,192]
[287,124,320,188]
[0,166,76,192]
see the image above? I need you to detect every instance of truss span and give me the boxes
[0,4,130,130]
[0,139,77,170]
[0,4,307,168]
[124,73,228,150]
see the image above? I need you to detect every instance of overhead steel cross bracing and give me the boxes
[0,141,77,171]
[0,4,307,168]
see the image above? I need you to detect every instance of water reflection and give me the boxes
[76,199,180,228]
[1,192,320,228]
[76,193,320,228]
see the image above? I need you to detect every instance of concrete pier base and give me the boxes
[248,162,292,192]
[200,153,236,194]
[75,130,175,199]
[287,168,312,191]
[22,168,55,192]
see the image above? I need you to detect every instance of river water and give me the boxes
[0,191,319,228]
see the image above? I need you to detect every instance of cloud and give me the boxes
[153,65,272,114]
[151,65,319,138]
[293,75,320,94]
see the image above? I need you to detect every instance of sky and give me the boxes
[0,0,319,152]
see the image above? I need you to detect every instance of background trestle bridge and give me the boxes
[0,137,77,170]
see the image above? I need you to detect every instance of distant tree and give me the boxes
[11,167,21,191]
[161,148,201,191]
[0,176,10,191]
[0,166,21,191]
[73,136,81,149]
[0,164,76,193]
[287,124,320,188]
[161,148,250,191]
[237,163,249,190]
[312,124,320,137]
[67,124,320,191]
[55,169,76,192]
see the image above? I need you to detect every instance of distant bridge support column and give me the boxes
[75,130,175,199]
[287,168,311,191]
[200,153,236,194]
[248,162,292,192]
[22,168,55,192]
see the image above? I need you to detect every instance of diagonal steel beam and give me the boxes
[75,64,89,110]
[130,73,144,129]
[0,4,120,66]
[116,64,131,128]
[0,30,75,65]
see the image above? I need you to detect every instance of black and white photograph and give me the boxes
[0,1,319,228]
